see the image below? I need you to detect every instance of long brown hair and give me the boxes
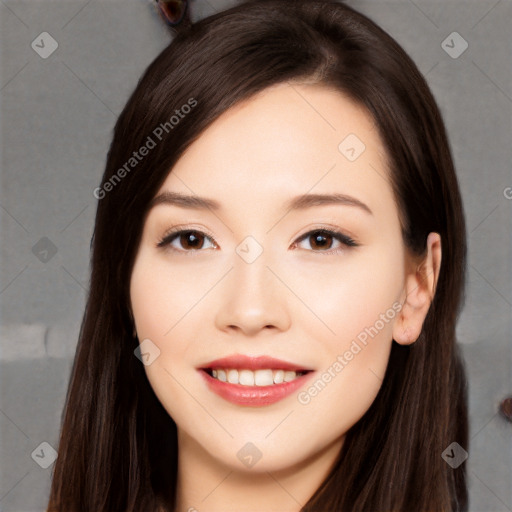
[47,0,468,510]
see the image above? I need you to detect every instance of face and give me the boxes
[130,82,411,473]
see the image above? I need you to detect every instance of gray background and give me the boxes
[0,0,511,511]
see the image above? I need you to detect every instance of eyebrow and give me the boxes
[149,191,373,215]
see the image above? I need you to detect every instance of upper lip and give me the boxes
[198,354,313,372]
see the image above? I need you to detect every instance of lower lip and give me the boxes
[199,369,315,406]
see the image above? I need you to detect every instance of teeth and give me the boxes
[283,371,297,382]
[274,369,284,384]
[254,369,273,386]
[208,368,305,386]
[239,369,255,386]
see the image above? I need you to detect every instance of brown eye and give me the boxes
[308,232,334,251]
[157,229,217,253]
[294,229,357,254]
[178,231,206,250]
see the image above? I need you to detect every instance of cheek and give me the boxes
[129,253,190,394]
[289,247,402,424]
[130,251,217,341]
[287,245,403,346]
[130,253,201,422]
[294,296,396,443]
[129,250,225,381]
[130,255,168,339]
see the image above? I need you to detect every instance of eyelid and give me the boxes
[293,227,358,249]
[156,225,219,253]
[292,228,358,254]
[156,225,358,254]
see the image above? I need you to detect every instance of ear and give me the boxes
[393,232,442,345]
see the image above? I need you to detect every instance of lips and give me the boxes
[198,354,313,372]
[197,354,315,406]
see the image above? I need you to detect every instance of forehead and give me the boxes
[154,82,394,220]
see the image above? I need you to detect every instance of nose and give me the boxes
[214,248,291,336]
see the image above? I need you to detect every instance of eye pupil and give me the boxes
[311,232,332,250]
[182,231,203,249]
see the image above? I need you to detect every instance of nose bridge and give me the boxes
[234,245,272,300]
[214,238,290,334]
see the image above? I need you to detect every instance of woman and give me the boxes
[47,0,468,510]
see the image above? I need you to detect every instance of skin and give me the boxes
[129,81,441,512]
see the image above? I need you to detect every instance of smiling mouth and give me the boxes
[201,368,312,387]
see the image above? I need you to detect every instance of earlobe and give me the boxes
[393,232,442,345]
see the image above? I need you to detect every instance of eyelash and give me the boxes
[156,227,358,256]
